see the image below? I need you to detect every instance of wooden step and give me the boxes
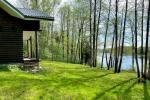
[23,58,39,67]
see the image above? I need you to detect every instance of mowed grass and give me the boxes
[0,61,149,100]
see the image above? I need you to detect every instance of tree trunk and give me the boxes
[89,0,92,67]
[117,10,124,61]
[66,8,70,63]
[101,0,112,68]
[93,0,97,67]
[114,0,118,73]
[141,0,145,77]
[81,20,85,64]
[135,0,140,78]
[118,0,128,73]
[148,56,150,80]
[108,33,115,69]
[145,0,150,79]
[95,0,102,67]
[130,21,135,71]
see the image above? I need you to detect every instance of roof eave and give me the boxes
[0,0,24,19]
[0,0,54,21]
[24,16,54,21]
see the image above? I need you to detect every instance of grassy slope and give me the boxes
[0,61,149,100]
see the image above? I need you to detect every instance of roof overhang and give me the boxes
[23,16,54,21]
[0,0,54,21]
[0,0,24,19]
[23,15,54,21]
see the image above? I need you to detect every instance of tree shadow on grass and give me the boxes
[92,78,138,100]
[122,80,138,100]
[67,71,113,80]
[45,72,115,97]
[0,70,136,99]
[144,82,150,100]
[0,64,10,72]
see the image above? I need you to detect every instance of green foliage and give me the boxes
[0,61,149,99]
[100,46,150,56]
[0,64,21,72]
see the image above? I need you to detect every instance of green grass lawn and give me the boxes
[0,61,149,100]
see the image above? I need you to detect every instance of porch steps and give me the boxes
[23,58,39,67]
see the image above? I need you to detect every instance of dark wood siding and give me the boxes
[0,7,40,64]
[0,8,23,63]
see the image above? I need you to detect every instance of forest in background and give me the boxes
[18,0,150,81]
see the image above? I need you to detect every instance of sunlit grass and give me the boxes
[0,60,149,100]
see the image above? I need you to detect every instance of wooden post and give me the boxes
[30,36,32,58]
[35,31,39,60]
[27,40,29,58]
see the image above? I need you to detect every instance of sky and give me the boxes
[7,0,17,5]
[7,0,69,7]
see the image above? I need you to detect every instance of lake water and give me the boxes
[97,53,142,70]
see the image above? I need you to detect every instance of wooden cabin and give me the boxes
[0,0,54,66]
